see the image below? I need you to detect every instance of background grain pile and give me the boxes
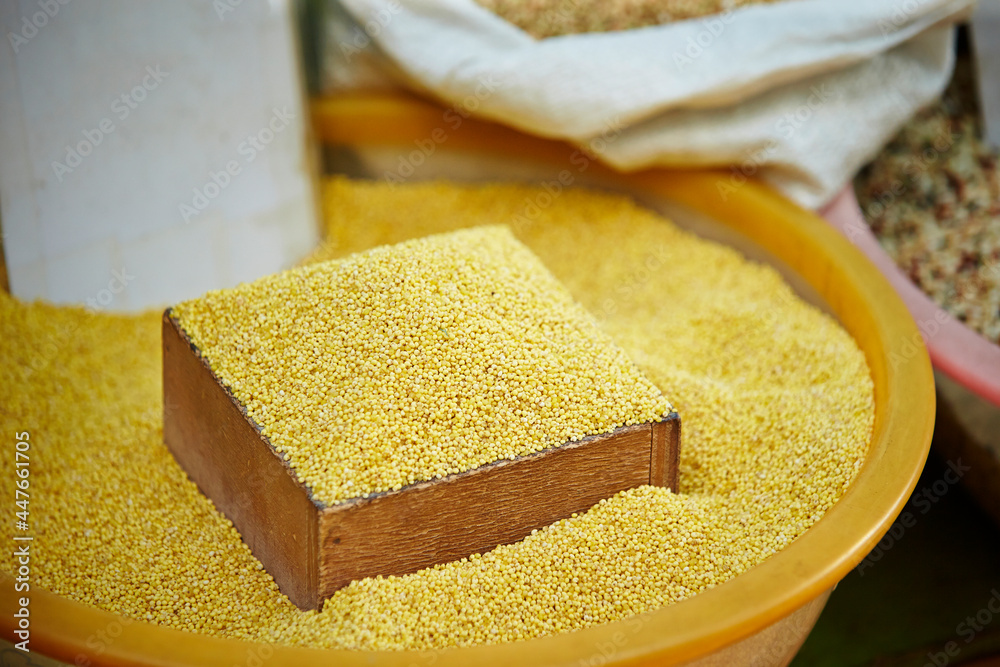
[471,0,787,38]
[854,61,1000,345]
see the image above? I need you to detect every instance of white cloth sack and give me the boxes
[329,0,973,208]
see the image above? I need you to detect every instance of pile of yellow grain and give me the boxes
[0,177,873,650]
[473,0,788,39]
[172,226,672,505]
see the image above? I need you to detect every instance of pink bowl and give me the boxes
[820,187,1000,408]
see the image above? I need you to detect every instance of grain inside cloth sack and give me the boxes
[326,0,972,207]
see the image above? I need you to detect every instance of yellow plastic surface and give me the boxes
[0,93,935,666]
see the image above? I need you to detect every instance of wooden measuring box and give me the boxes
[163,311,680,610]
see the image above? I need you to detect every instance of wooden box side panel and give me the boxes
[317,423,656,595]
[651,413,681,490]
[162,312,320,609]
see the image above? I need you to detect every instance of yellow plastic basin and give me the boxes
[0,93,935,666]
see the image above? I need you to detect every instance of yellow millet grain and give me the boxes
[0,177,873,651]
[0,298,293,640]
[172,226,672,505]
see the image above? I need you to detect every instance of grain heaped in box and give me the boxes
[164,225,679,610]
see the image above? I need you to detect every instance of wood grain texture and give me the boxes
[162,312,318,607]
[316,419,678,596]
[162,310,680,610]
[651,417,681,490]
